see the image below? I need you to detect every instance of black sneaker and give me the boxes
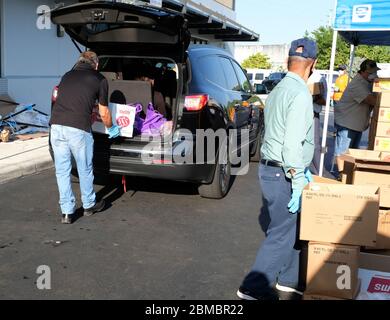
[236,287,279,301]
[275,283,303,300]
[61,214,73,224]
[84,200,105,217]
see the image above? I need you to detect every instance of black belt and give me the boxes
[261,159,283,168]
[314,112,320,119]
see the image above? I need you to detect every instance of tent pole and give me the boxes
[348,44,356,81]
[319,29,338,177]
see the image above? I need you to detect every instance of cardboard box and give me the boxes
[92,103,136,138]
[313,175,342,184]
[306,242,360,299]
[353,170,390,208]
[341,149,390,208]
[300,184,380,246]
[356,251,390,300]
[374,136,390,152]
[373,121,390,138]
[377,108,390,123]
[373,78,390,93]
[378,92,390,107]
[375,210,390,249]
[308,82,322,96]
[303,293,345,300]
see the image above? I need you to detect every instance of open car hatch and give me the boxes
[50,0,190,61]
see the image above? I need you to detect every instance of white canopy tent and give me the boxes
[319,0,390,176]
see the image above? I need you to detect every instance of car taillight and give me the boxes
[184,94,209,111]
[51,86,59,103]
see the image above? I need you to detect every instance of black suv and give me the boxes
[51,1,264,199]
[262,72,287,92]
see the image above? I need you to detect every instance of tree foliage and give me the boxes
[306,26,390,70]
[242,52,272,69]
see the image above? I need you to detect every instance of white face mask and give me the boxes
[368,72,378,82]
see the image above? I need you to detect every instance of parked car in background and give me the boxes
[50,1,264,200]
[262,72,287,92]
[245,68,271,87]
[254,83,269,102]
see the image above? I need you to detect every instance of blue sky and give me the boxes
[236,0,335,44]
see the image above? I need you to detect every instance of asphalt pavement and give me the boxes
[0,164,264,300]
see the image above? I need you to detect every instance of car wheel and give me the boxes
[198,139,231,199]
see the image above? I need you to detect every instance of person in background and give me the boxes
[237,38,317,301]
[50,51,121,224]
[307,67,327,175]
[333,64,349,105]
[334,59,379,175]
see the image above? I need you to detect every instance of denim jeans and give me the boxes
[50,125,96,215]
[241,164,300,295]
[334,124,362,156]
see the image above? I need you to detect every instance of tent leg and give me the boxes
[348,44,356,82]
[319,30,338,177]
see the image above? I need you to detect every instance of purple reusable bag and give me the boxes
[141,103,166,136]
[130,103,144,136]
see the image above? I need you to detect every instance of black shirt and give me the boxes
[50,63,108,132]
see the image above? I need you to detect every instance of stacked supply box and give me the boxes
[300,180,380,299]
[369,89,390,152]
[356,251,390,300]
[341,149,390,250]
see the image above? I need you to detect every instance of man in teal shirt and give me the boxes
[237,38,317,300]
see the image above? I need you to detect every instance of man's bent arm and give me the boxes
[99,104,113,128]
[363,94,377,107]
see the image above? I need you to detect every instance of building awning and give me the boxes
[156,0,259,42]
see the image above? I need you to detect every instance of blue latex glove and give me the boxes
[288,189,302,214]
[108,125,121,139]
[304,168,314,183]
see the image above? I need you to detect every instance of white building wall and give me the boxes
[1,0,80,114]
[234,44,290,70]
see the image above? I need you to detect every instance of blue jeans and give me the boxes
[241,164,300,295]
[50,125,96,215]
[334,124,362,156]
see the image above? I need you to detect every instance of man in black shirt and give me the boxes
[50,51,120,224]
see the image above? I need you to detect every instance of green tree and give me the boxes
[306,26,390,70]
[242,53,272,69]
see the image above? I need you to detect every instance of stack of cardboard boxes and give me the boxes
[300,177,380,300]
[341,149,390,250]
[369,79,390,152]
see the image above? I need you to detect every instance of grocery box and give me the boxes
[374,210,390,250]
[373,121,390,138]
[92,103,136,138]
[313,175,342,184]
[373,78,390,93]
[303,293,346,300]
[377,108,390,123]
[356,251,390,300]
[341,149,390,208]
[374,137,390,153]
[300,184,380,246]
[378,92,390,107]
[305,242,360,299]
[308,82,322,96]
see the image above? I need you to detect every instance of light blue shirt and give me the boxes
[261,72,314,190]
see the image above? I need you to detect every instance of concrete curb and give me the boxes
[0,139,54,185]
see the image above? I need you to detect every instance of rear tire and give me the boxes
[198,140,231,199]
